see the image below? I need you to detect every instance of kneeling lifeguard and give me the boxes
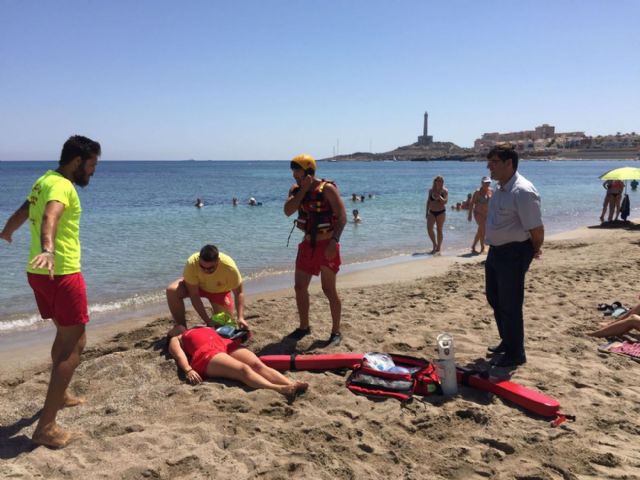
[166,244,247,330]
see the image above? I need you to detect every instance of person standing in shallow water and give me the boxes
[426,175,448,255]
[468,176,493,254]
[0,135,101,448]
[284,154,347,346]
[484,144,544,368]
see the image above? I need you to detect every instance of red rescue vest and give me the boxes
[292,180,337,235]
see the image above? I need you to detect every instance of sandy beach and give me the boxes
[2,224,640,479]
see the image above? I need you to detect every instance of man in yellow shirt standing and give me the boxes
[1,135,101,449]
[166,244,247,330]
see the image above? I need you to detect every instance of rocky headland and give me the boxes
[325,143,639,162]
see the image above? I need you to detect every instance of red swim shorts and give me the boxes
[183,328,243,376]
[27,272,89,326]
[296,238,341,276]
[199,288,233,310]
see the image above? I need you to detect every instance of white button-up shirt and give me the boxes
[485,171,542,247]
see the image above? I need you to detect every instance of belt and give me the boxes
[489,240,530,251]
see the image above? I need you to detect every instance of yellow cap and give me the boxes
[291,153,316,172]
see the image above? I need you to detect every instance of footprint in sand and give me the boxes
[477,437,515,454]
[165,455,203,476]
[357,443,374,453]
[93,422,144,438]
[455,408,489,425]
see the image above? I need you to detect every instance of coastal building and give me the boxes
[473,124,588,152]
[417,111,433,145]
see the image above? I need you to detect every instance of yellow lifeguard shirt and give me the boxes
[183,252,242,293]
[26,170,82,275]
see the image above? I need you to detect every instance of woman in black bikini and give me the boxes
[426,175,448,254]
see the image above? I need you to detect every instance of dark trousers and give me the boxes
[485,240,534,358]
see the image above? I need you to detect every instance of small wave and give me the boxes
[0,291,166,335]
[243,266,293,281]
[0,314,44,332]
[89,291,165,314]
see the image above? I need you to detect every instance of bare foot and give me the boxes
[63,392,86,408]
[294,381,309,395]
[471,248,479,254]
[33,423,83,449]
[281,381,309,402]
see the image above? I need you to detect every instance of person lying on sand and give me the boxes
[168,325,308,399]
[587,314,640,338]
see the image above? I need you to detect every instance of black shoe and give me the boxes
[326,332,342,347]
[487,342,507,354]
[287,328,311,340]
[491,354,526,368]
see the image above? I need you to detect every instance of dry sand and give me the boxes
[1,224,640,479]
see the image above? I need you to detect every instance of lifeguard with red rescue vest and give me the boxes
[284,154,347,346]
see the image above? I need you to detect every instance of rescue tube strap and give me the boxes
[286,220,297,247]
[289,353,298,371]
[459,367,489,385]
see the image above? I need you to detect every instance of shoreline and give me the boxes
[0,208,619,337]
[0,248,480,377]
[0,220,613,378]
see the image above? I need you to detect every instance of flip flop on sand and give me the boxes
[603,302,626,316]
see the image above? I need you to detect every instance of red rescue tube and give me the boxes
[456,367,560,418]
[259,353,364,371]
[260,353,563,419]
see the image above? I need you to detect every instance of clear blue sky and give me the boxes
[1,1,638,160]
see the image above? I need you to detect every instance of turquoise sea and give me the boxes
[1,159,638,334]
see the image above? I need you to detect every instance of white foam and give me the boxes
[0,314,44,331]
[0,291,166,334]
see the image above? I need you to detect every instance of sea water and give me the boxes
[1,159,638,334]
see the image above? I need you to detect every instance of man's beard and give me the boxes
[72,162,91,187]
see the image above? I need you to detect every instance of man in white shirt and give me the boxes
[485,144,544,368]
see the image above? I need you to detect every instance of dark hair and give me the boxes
[289,161,314,176]
[200,244,219,262]
[59,135,101,166]
[486,144,518,171]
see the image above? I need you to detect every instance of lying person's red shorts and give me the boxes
[27,272,89,326]
[199,288,233,310]
[182,327,243,376]
[296,238,341,276]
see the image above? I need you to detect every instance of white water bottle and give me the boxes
[436,333,458,395]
